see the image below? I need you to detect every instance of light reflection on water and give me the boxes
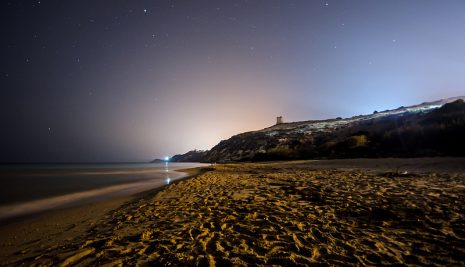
[166,162,171,184]
[0,162,208,220]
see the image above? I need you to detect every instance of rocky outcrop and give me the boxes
[150,158,167,163]
[169,150,208,162]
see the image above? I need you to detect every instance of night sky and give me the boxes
[1,1,464,162]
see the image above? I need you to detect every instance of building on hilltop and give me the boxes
[276,116,283,124]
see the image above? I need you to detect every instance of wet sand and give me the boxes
[0,167,207,263]
[1,158,465,266]
[0,163,207,219]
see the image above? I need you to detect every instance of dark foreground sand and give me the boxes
[1,158,465,266]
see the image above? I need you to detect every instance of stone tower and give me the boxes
[276,116,283,124]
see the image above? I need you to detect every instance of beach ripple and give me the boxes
[8,163,465,266]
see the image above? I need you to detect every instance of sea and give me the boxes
[0,162,209,220]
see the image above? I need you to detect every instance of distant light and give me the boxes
[164,156,170,161]
[166,177,171,184]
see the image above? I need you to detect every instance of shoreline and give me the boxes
[1,158,464,265]
[0,163,208,222]
[0,167,210,260]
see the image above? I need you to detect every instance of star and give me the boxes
[324,2,329,6]
[143,9,147,13]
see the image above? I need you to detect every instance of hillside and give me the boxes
[165,96,465,163]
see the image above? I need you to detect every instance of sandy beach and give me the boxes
[1,158,465,266]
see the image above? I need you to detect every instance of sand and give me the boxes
[1,158,465,266]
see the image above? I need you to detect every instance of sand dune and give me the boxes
[1,160,465,265]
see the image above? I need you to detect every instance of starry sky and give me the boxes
[1,0,465,162]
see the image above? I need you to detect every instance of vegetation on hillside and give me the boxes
[166,99,465,162]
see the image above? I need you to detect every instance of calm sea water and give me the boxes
[0,162,208,220]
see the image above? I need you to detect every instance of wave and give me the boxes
[0,170,186,220]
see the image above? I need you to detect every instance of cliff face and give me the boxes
[169,150,208,163]
[163,96,465,163]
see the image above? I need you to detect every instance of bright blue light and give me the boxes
[164,156,170,161]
